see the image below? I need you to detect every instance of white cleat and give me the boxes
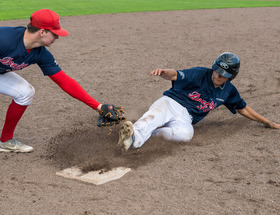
[118,121,135,151]
[0,138,34,153]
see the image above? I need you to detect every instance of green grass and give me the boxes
[0,0,280,21]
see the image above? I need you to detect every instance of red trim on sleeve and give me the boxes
[49,70,100,110]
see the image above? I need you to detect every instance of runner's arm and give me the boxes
[237,105,280,129]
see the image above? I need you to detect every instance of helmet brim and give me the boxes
[212,64,232,78]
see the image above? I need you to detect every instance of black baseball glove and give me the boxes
[97,104,126,134]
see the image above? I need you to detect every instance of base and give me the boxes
[56,166,131,185]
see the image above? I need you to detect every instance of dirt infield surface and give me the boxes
[1,7,280,215]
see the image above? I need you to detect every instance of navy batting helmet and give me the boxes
[212,52,240,81]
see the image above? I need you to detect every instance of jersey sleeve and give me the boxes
[173,67,210,90]
[37,47,62,76]
[175,69,195,85]
[224,85,247,114]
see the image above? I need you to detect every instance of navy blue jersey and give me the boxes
[0,26,61,76]
[163,67,246,124]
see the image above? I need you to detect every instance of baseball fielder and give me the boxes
[0,9,121,153]
[118,52,280,151]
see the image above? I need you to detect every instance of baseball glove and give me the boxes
[97,104,126,134]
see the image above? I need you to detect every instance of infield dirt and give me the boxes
[0,7,280,215]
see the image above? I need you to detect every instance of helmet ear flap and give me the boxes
[229,73,238,81]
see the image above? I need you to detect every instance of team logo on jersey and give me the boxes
[0,57,28,71]
[178,70,185,79]
[188,91,217,112]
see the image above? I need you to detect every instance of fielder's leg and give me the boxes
[0,72,35,152]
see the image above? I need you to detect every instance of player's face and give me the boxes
[212,71,229,88]
[41,30,59,47]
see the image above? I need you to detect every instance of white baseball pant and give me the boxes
[0,72,35,106]
[133,96,194,148]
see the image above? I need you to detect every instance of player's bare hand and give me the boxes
[149,68,177,80]
[262,120,280,129]
[264,122,280,129]
[150,68,166,76]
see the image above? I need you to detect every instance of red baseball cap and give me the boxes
[30,9,69,37]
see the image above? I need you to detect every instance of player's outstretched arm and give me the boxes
[237,105,280,129]
[150,68,177,81]
[49,70,101,112]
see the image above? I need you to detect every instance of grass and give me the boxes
[0,0,280,21]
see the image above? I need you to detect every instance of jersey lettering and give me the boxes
[188,91,217,112]
[0,57,28,71]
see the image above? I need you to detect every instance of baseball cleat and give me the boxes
[0,138,34,153]
[118,121,135,151]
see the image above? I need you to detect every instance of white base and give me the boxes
[56,166,131,185]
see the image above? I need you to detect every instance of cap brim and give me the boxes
[212,64,232,78]
[50,28,69,37]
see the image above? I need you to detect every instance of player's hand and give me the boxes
[150,68,166,77]
[265,122,280,129]
[96,104,102,113]
[150,68,177,81]
[150,68,178,81]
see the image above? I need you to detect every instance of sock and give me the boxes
[0,100,27,142]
